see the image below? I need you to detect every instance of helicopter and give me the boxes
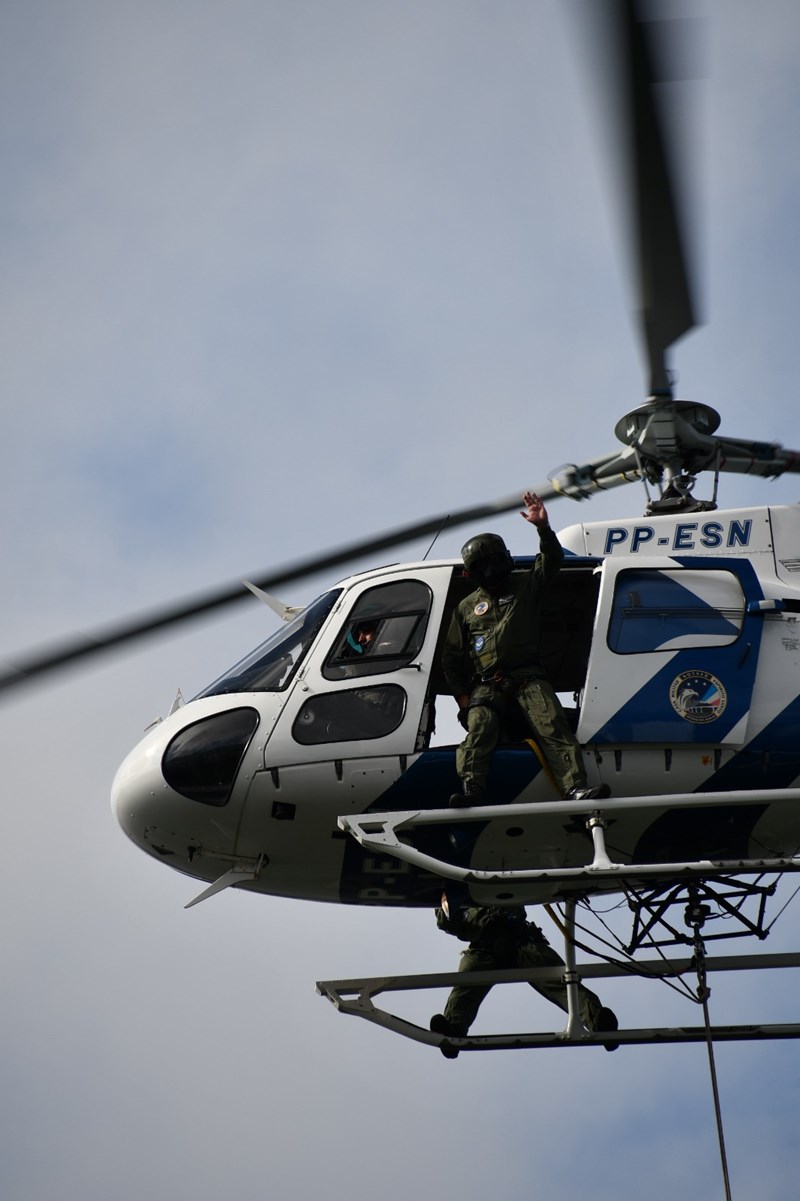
[97,462,800,912]
[5,0,800,1059]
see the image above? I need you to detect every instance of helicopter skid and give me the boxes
[317,951,800,1052]
[338,788,800,894]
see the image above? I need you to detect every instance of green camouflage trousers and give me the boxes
[456,677,586,795]
[442,931,604,1035]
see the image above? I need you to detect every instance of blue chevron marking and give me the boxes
[363,745,544,813]
[588,558,764,744]
[697,693,800,792]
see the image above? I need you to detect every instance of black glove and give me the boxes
[457,708,470,731]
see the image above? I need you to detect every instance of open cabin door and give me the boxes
[577,556,766,748]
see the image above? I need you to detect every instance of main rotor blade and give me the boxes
[599,0,700,396]
[713,437,800,479]
[0,457,640,697]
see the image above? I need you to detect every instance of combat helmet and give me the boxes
[460,532,514,585]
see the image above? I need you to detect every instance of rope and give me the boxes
[693,932,733,1201]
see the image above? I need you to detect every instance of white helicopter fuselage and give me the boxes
[111,503,800,909]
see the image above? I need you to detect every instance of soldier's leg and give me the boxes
[454,685,501,797]
[517,930,605,1030]
[514,678,586,795]
[441,946,496,1035]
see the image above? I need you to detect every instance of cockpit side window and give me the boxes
[608,569,745,654]
[323,580,433,680]
[196,589,342,697]
[292,684,406,745]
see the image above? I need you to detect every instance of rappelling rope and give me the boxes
[553,893,734,1197]
[692,928,733,1201]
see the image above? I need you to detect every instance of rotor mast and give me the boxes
[589,2,800,514]
[607,0,707,511]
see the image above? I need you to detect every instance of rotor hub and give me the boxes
[614,399,721,452]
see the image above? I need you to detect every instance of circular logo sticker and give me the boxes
[669,670,727,724]
[474,600,490,616]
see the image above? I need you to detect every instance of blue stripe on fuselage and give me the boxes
[586,636,757,743]
[337,745,546,906]
[364,745,545,812]
[697,693,800,792]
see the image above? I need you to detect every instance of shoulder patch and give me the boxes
[474,600,490,616]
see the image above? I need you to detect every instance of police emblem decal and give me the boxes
[669,670,727,724]
[473,635,485,652]
[474,601,490,616]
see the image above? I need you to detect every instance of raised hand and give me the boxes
[520,490,548,528]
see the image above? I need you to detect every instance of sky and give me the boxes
[2,1,800,1198]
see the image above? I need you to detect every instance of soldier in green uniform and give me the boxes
[442,489,609,805]
[429,900,619,1058]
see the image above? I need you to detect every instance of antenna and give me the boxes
[422,515,451,561]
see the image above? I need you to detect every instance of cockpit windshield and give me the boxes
[196,589,342,698]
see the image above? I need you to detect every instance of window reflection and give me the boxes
[162,708,259,806]
[197,589,342,697]
[292,685,406,745]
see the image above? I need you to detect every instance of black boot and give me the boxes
[449,780,488,808]
[594,1006,619,1052]
[430,1013,466,1058]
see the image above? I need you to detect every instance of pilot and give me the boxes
[441,489,609,805]
[429,899,619,1058]
[342,620,378,658]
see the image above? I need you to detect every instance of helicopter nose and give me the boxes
[111,706,258,862]
[111,725,170,845]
